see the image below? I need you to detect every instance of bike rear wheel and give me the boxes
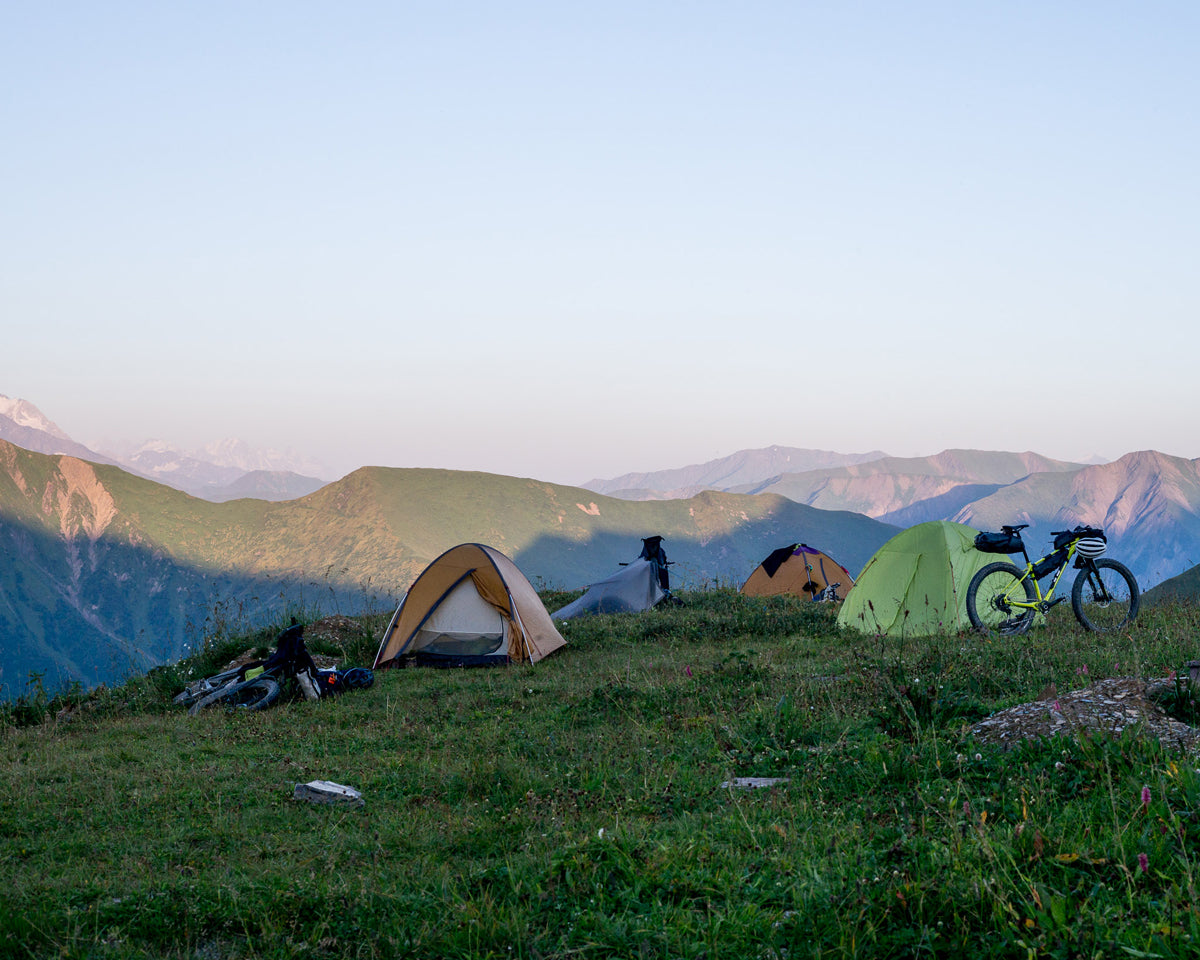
[967,562,1037,635]
[189,676,281,715]
[1072,559,1139,632]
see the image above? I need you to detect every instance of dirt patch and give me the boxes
[305,615,368,651]
[967,677,1200,751]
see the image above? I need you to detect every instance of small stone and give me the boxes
[293,780,364,806]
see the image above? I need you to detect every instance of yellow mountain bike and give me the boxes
[966,524,1140,635]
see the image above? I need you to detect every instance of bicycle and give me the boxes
[175,622,318,715]
[965,524,1139,636]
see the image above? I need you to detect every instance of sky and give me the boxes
[3,2,1198,485]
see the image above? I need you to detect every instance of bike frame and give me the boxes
[998,539,1115,620]
[1017,541,1077,609]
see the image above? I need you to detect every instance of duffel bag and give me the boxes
[974,531,1024,554]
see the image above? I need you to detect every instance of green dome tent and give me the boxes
[837,521,995,637]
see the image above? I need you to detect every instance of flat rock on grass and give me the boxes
[968,677,1200,751]
[293,780,364,806]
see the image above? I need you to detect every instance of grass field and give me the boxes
[4,591,1200,959]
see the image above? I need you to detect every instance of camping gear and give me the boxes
[836,521,1000,636]
[740,543,854,601]
[551,536,678,620]
[176,621,360,714]
[974,530,1025,554]
[638,536,672,593]
[373,543,566,668]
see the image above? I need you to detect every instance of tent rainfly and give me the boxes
[552,559,664,620]
[551,536,674,621]
[740,543,854,601]
[836,521,997,637]
[373,543,566,668]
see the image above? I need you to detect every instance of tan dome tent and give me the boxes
[373,543,567,668]
[741,543,854,601]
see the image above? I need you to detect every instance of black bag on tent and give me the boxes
[639,536,672,591]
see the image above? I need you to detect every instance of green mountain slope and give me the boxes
[0,441,897,693]
[1143,564,1200,604]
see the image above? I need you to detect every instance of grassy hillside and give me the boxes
[1144,564,1200,604]
[0,442,897,694]
[5,593,1200,958]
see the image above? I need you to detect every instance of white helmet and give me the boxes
[1074,537,1107,558]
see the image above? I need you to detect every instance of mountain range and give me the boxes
[0,395,327,502]
[0,438,897,695]
[4,392,1200,696]
[584,447,1200,590]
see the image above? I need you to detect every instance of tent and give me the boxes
[551,558,664,620]
[836,521,995,636]
[551,536,675,620]
[373,543,566,668]
[740,543,854,601]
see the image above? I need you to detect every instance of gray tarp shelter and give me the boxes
[552,558,666,621]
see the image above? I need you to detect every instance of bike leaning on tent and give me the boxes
[965,524,1139,636]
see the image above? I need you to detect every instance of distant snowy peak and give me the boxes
[116,437,326,479]
[198,437,325,477]
[0,394,71,440]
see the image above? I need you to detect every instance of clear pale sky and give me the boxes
[4,2,1197,484]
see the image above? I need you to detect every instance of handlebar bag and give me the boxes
[1053,526,1106,550]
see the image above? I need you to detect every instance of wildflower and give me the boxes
[685,666,692,677]
[1052,700,1063,713]
[1138,852,1149,873]
[1142,785,1151,814]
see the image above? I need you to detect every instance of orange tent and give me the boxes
[740,543,854,601]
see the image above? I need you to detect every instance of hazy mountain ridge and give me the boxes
[0,440,898,694]
[583,446,889,498]
[0,404,118,465]
[113,440,327,502]
[0,394,328,503]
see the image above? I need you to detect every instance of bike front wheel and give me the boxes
[1072,559,1139,633]
[967,562,1037,635]
[189,676,281,715]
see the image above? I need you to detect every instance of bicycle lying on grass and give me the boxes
[966,524,1139,636]
[173,622,373,715]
